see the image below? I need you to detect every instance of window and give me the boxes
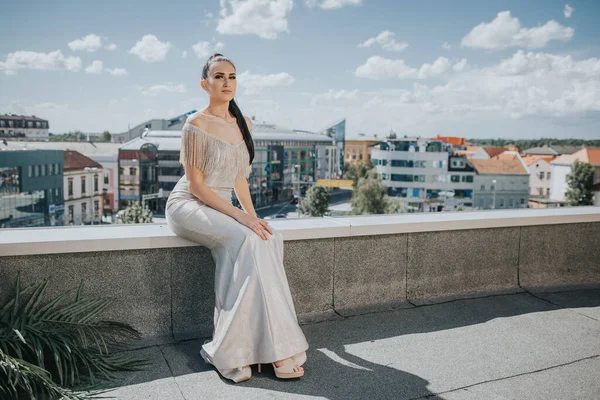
[81,203,87,221]
[68,205,74,222]
[481,184,485,191]
[129,167,136,176]
[540,172,545,180]
[490,184,495,191]
[41,164,46,176]
[521,198,525,204]
[538,188,543,195]
[94,200,99,217]
[68,179,73,196]
[94,174,99,192]
[500,199,504,207]
[547,172,551,180]
[55,187,60,201]
[28,165,32,177]
[81,177,86,194]
[104,173,109,185]
[35,165,39,177]
[451,175,460,183]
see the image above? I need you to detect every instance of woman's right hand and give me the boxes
[234,212,274,240]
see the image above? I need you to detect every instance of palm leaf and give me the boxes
[0,272,150,395]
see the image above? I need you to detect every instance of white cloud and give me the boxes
[305,0,362,10]
[191,41,225,59]
[442,42,451,50]
[355,56,417,80]
[182,50,188,59]
[237,71,294,94]
[453,58,468,72]
[68,34,103,52]
[355,56,467,80]
[311,89,359,105]
[128,35,172,62]
[105,43,117,51]
[84,60,103,74]
[461,11,574,49]
[358,30,408,52]
[0,50,82,75]
[217,0,293,39]
[35,102,69,110]
[106,67,128,76]
[358,50,600,122]
[137,83,186,96]
[203,10,215,26]
[418,57,451,79]
[564,4,573,18]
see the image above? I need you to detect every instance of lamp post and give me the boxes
[492,179,497,210]
[84,167,99,225]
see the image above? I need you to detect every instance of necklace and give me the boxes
[206,107,236,123]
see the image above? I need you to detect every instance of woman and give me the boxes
[166,53,309,383]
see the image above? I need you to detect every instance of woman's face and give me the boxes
[201,61,236,100]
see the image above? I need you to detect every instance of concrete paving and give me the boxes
[99,288,600,400]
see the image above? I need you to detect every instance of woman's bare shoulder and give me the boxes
[186,112,210,130]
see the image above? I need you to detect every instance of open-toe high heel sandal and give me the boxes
[257,357,304,379]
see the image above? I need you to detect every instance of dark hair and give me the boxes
[202,53,254,165]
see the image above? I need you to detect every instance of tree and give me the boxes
[350,169,407,215]
[116,201,153,224]
[345,160,375,188]
[298,184,330,217]
[99,131,111,142]
[565,160,595,206]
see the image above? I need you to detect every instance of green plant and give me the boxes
[116,201,153,224]
[298,185,330,217]
[0,274,149,399]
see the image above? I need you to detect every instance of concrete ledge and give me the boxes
[1,207,599,346]
[1,206,599,257]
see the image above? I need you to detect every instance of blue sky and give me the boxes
[1,0,599,139]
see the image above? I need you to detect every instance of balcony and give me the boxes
[1,207,599,398]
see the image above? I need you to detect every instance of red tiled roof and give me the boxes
[432,135,467,146]
[521,154,556,166]
[63,150,102,171]
[470,159,528,175]
[552,147,600,165]
[483,146,512,158]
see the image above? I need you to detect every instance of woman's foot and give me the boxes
[273,357,303,373]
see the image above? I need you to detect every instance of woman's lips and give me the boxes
[222,90,232,93]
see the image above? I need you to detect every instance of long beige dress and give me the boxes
[165,112,309,381]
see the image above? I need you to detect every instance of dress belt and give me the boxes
[210,186,233,190]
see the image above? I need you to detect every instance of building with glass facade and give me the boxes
[117,122,334,213]
[0,149,64,228]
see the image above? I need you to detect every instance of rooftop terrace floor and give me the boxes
[101,288,600,399]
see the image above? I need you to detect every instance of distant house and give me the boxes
[550,148,600,202]
[522,144,582,156]
[471,158,529,209]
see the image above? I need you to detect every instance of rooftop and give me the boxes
[105,287,600,399]
[469,158,529,175]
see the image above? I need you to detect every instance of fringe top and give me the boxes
[179,120,252,188]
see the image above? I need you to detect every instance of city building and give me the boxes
[1,140,121,216]
[344,133,380,167]
[371,138,475,212]
[322,119,347,178]
[471,159,529,209]
[550,147,600,202]
[117,121,334,213]
[0,114,50,141]
[111,110,197,144]
[521,155,556,197]
[0,149,64,228]
[63,150,104,225]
